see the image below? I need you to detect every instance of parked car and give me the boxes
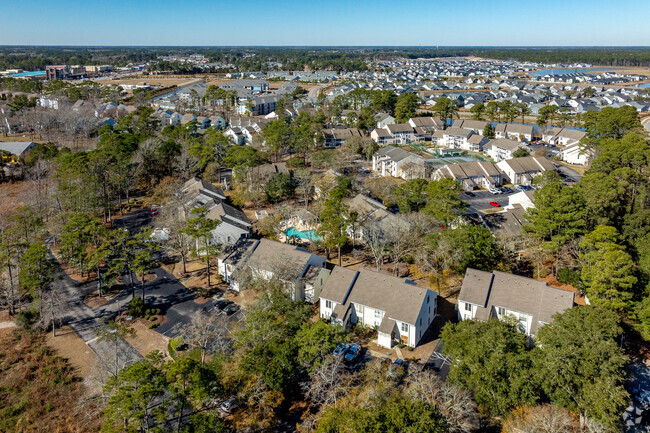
[464,191,475,197]
[501,187,513,194]
[489,201,501,207]
[214,300,233,311]
[488,187,502,195]
[333,343,349,357]
[150,206,159,217]
[394,358,410,370]
[220,397,237,413]
[514,184,525,191]
[222,303,240,316]
[344,344,362,363]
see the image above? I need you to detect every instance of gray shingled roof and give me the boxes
[347,269,433,325]
[459,269,574,335]
[0,141,36,156]
[319,266,358,304]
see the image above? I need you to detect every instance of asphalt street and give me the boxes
[52,207,212,370]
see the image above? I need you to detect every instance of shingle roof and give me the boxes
[347,270,433,325]
[0,141,36,156]
[443,127,473,138]
[459,269,575,335]
[182,177,226,201]
[385,123,414,134]
[319,266,358,304]
[219,239,259,266]
[500,156,555,173]
[245,238,313,277]
[490,138,522,151]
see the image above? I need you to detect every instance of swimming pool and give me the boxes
[284,227,322,242]
[8,71,46,78]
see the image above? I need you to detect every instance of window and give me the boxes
[426,295,430,304]
[325,300,332,309]
[419,318,422,326]
[375,309,381,318]
[464,303,472,311]
[401,323,409,333]
[497,307,505,316]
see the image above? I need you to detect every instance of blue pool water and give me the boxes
[284,227,322,242]
[639,83,650,88]
[8,71,46,78]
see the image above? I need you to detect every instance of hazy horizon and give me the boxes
[3,0,649,46]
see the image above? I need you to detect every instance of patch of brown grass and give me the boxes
[0,330,103,432]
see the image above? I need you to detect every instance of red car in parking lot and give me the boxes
[489,201,501,207]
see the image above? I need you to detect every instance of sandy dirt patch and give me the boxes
[125,320,171,359]
[46,326,97,379]
[85,291,109,308]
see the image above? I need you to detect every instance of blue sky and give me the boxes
[2,0,649,46]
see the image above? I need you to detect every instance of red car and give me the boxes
[150,207,159,217]
[489,201,501,207]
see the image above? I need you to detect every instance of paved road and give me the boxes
[555,163,583,182]
[53,258,143,372]
[308,84,328,99]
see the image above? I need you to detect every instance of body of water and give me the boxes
[284,227,322,242]
[8,71,46,78]
[531,68,615,77]
[638,82,650,88]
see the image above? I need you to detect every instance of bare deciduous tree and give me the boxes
[179,313,231,364]
[303,355,348,408]
[406,370,479,433]
[364,222,388,272]
[502,404,580,433]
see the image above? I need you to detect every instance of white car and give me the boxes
[488,187,501,195]
[220,397,237,413]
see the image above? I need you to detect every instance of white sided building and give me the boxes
[319,267,437,348]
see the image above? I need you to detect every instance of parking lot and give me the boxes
[463,188,518,213]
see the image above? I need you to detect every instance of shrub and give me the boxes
[155,308,161,315]
[150,316,157,321]
[286,156,305,169]
[145,309,151,316]
[168,336,185,359]
[127,297,145,318]
[15,310,38,330]
[557,267,583,289]
[148,323,158,329]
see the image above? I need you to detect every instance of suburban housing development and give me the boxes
[1,43,649,433]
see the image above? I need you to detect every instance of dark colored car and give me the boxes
[333,343,349,357]
[214,300,233,311]
[344,344,362,363]
[464,191,475,197]
[501,187,513,194]
[394,359,410,370]
[489,201,501,207]
[222,303,240,316]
